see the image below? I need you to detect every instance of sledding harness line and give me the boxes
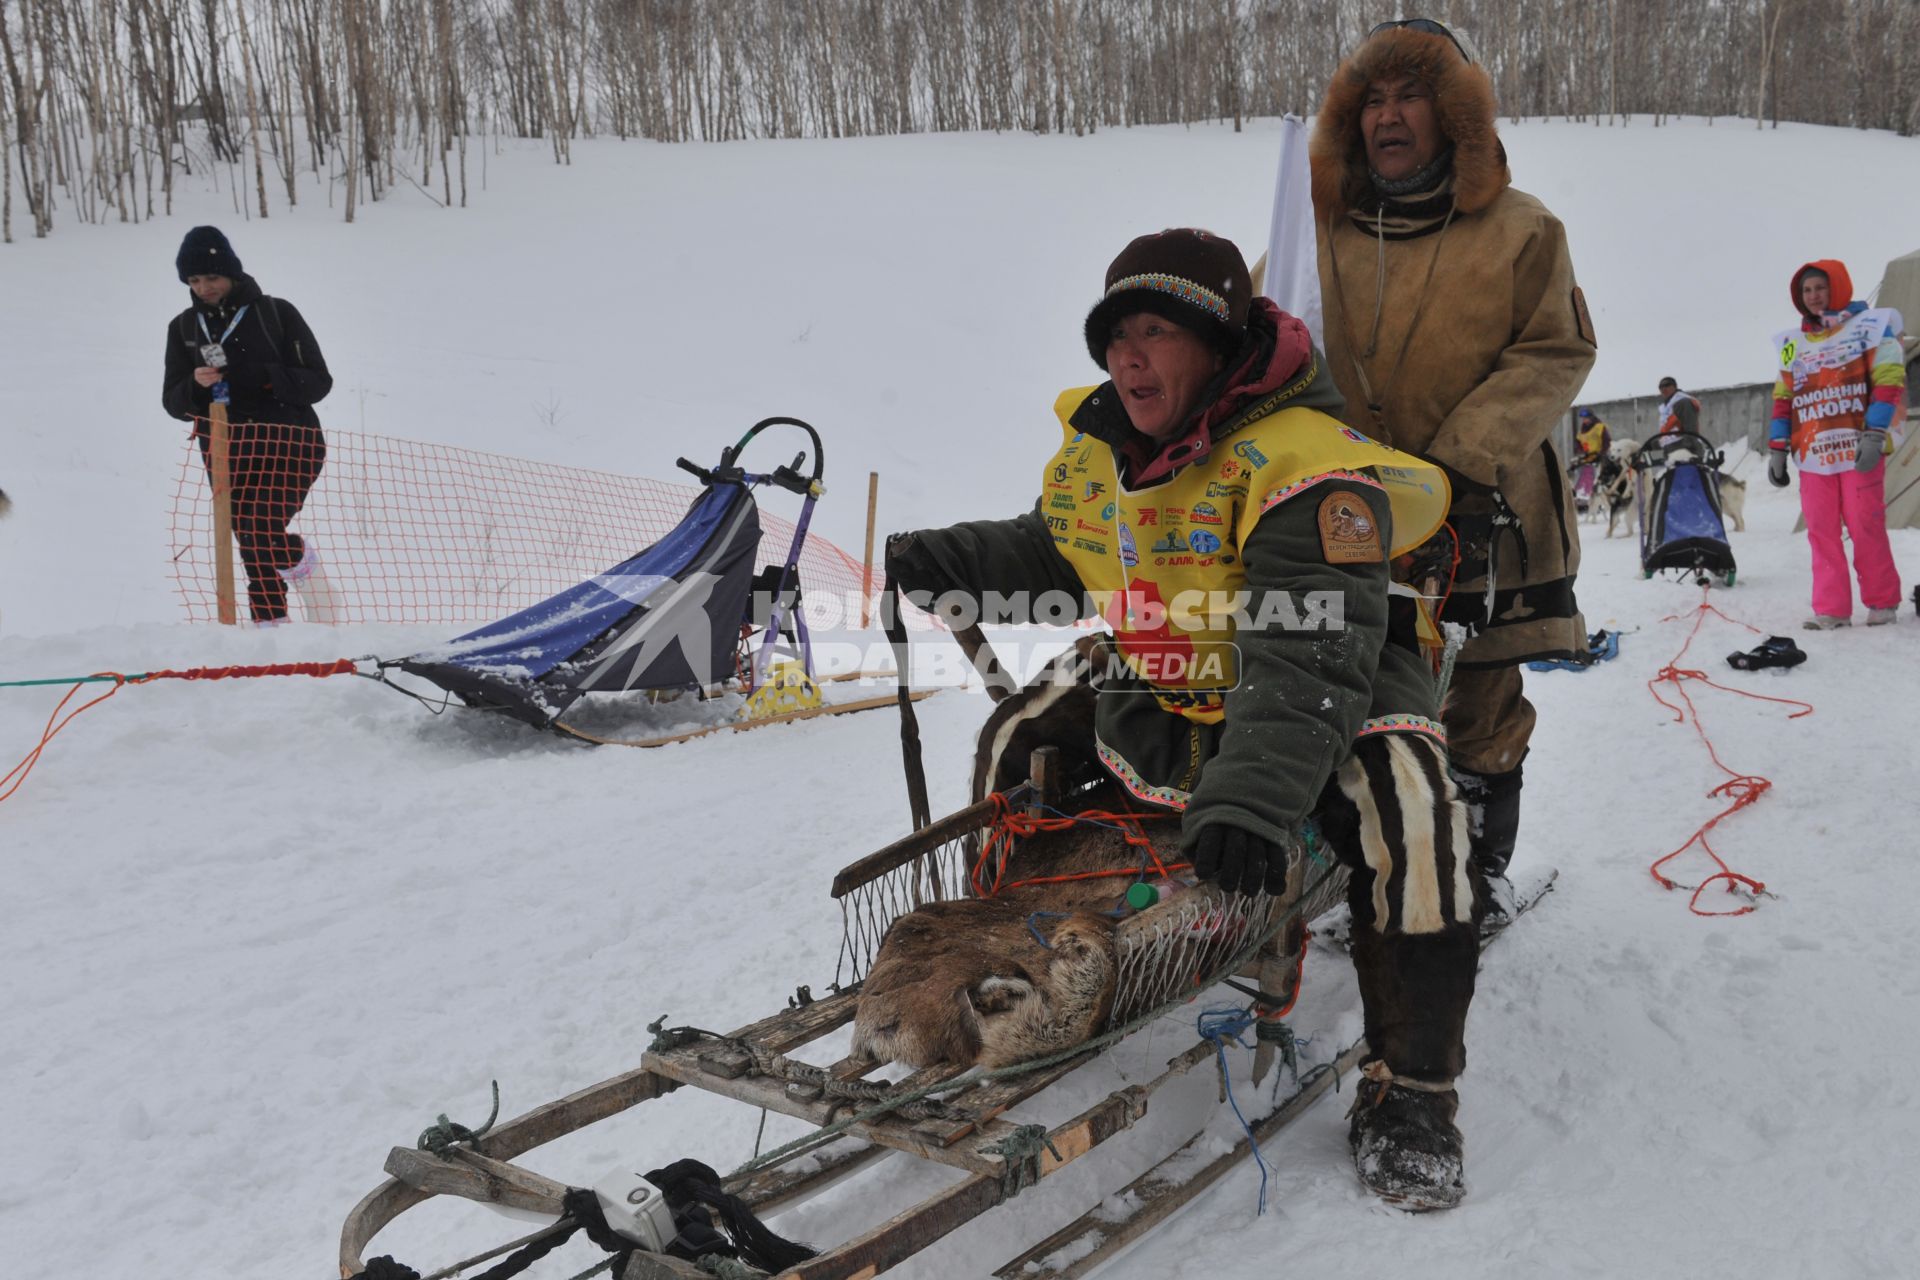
[0,660,363,806]
[1646,594,1811,917]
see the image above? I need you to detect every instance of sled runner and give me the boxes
[1631,433,1737,587]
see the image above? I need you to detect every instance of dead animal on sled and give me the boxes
[851,896,1118,1069]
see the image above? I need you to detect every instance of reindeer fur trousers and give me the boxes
[1315,732,1482,1081]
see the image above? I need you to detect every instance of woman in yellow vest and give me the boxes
[886,229,1486,1210]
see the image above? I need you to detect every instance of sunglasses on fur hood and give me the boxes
[1367,17,1478,65]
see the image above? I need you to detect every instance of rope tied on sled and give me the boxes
[417,1079,500,1156]
[981,1124,1063,1200]
[971,793,1181,899]
[1196,1007,1281,1214]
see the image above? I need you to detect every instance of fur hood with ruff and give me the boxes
[1310,26,1509,219]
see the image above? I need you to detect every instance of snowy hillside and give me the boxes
[5,115,1920,638]
[3,117,1919,1279]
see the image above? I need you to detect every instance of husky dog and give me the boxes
[1717,472,1747,533]
[1598,440,1639,539]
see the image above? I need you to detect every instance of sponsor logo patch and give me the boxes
[1317,492,1383,565]
[1231,440,1270,468]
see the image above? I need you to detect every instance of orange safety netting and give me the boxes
[166,421,876,626]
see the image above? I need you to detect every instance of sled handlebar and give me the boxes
[1630,432,1721,471]
[734,417,825,486]
[683,419,825,493]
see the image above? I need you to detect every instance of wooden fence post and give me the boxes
[209,405,238,625]
[859,469,879,629]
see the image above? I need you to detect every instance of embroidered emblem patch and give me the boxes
[1572,286,1597,348]
[1317,492,1383,565]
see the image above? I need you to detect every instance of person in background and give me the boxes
[1767,259,1906,629]
[1655,377,1701,438]
[162,226,333,626]
[1575,408,1611,461]
[1311,17,1596,919]
[1571,408,1611,513]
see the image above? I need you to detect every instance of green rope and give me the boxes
[0,673,144,688]
[417,1080,501,1156]
[697,1256,764,1280]
[724,863,1338,1183]
[980,1124,1062,1199]
[1255,1017,1301,1082]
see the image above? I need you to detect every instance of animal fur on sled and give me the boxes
[851,777,1171,1070]
[855,640,1150,1070]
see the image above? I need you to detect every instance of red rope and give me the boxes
[126,660,359,684]
[1645,595,1812,916]
[1255,940,1309,1023]
[0,660,361,807]
[971,792,1179,898]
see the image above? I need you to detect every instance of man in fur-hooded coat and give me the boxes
[1312,20,1596,889]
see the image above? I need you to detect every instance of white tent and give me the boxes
[1873,249,1920,528]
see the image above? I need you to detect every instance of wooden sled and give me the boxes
[339,750,1353,1279]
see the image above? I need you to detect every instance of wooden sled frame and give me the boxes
[339,751,1345,1279]
[548,671,938,748]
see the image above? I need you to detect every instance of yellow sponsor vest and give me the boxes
[1041,386,1448,722]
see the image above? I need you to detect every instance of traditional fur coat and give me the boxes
[1311,28,1598,668]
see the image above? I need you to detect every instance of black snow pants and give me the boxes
[198,421,327,623]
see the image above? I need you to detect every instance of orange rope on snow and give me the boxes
[0,660,361,806]
[1646,595,1812,917]
[0,680,131,805]
[971,791,1180,898]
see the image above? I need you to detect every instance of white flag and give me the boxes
[1262,115,1322,347]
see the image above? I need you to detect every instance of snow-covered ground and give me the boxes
[3,117,1919,1278]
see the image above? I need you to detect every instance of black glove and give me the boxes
[1189,825,1293,897]
[1767,449,1790,488]
[1443,481,1526,583]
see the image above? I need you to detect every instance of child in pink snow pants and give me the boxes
[1767,259,1907,628]
[1799,468,1900,620]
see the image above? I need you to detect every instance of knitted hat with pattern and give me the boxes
[1083,228,1252,370]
